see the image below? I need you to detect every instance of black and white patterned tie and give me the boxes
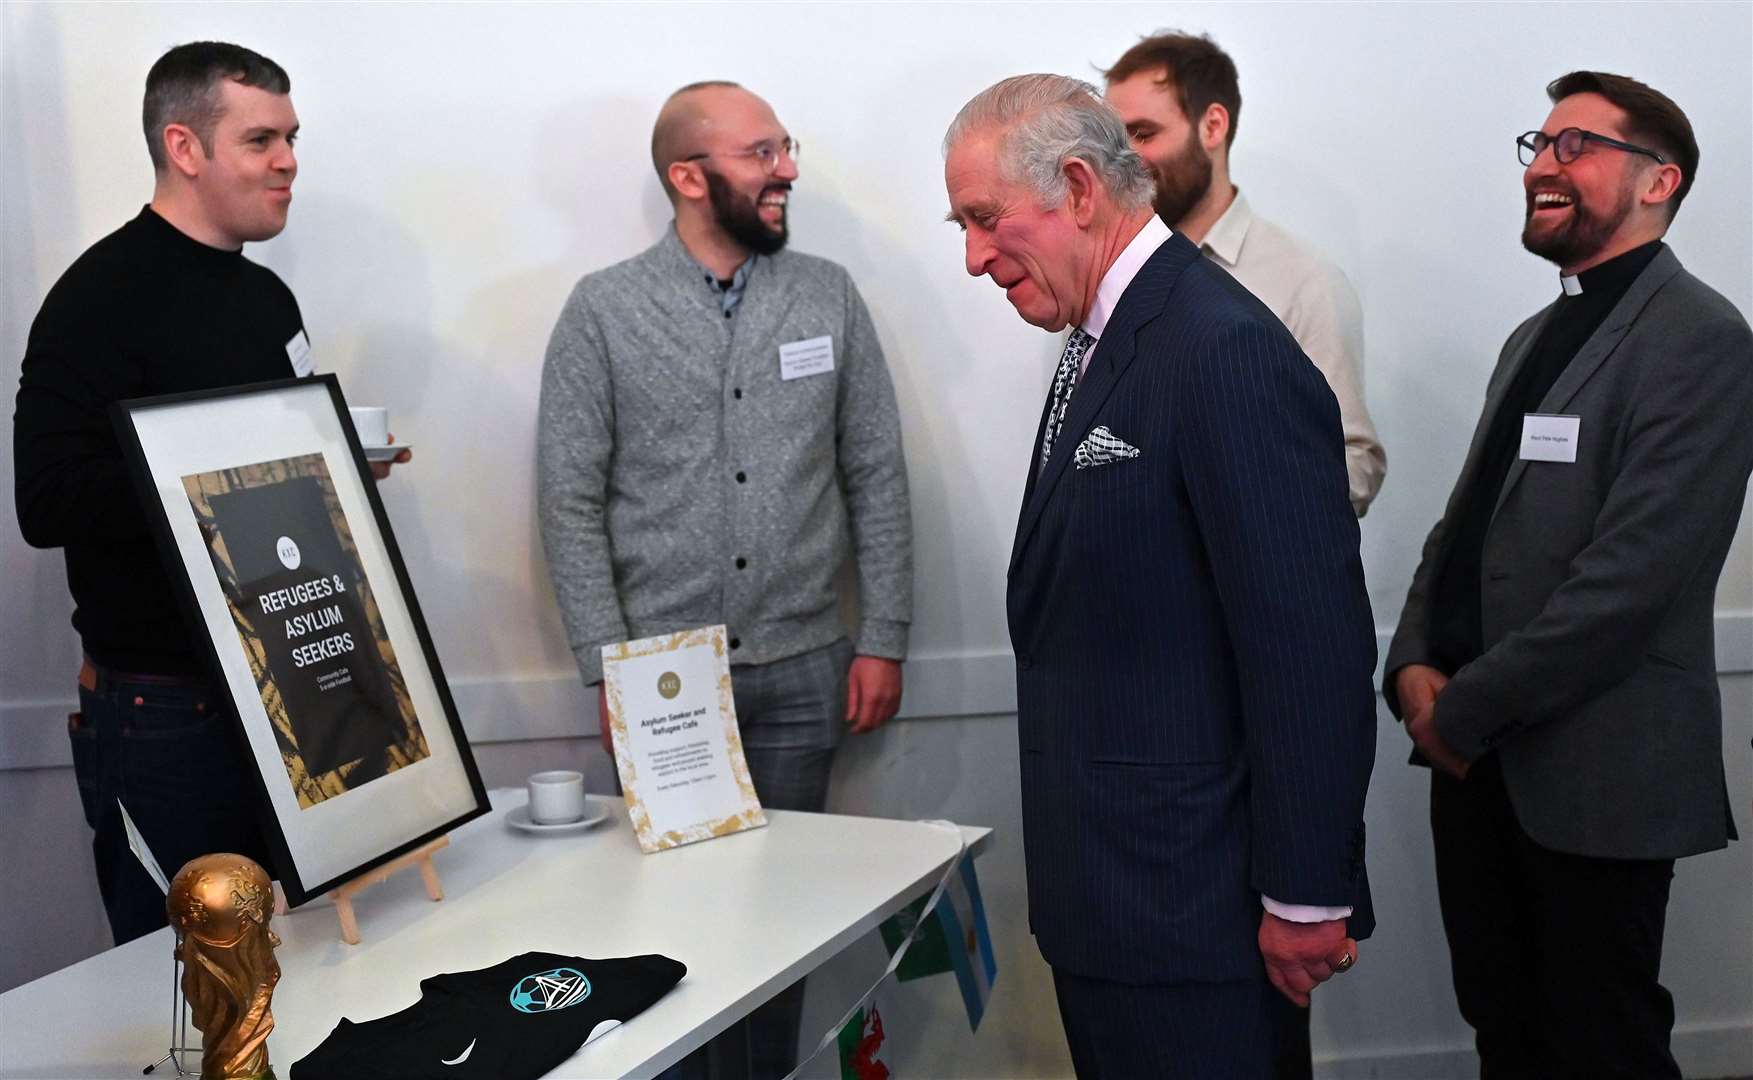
[1038,327,1094,474]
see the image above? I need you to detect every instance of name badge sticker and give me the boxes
[1519,413,1580,463]
[286,329,314,377]
[778,335,834,381]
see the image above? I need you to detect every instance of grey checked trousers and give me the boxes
[664,636,854,1080]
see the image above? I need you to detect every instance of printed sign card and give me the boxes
[602,625,765,852]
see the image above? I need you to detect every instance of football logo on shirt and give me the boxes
[508,967,591,1013]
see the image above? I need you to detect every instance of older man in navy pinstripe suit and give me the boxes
[944,75,1378,1077]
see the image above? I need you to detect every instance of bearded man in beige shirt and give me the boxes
[1105,30,1387,515]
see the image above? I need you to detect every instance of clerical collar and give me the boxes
[1557,239,1663,298]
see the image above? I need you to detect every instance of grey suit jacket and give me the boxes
[1386,245,1752,860]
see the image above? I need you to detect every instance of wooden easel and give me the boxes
[327,835,449,945]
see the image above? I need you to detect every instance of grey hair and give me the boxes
[943,73,1156,214]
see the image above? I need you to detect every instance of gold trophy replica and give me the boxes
[167,853,282,1080]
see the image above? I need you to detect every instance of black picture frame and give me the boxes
[112,374,488,906]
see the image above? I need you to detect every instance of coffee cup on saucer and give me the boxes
[348,406,390,448]
[527,770,587,825]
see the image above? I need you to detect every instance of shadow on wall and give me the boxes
[809,181,979,652]
[274,187,582,694]
[1355,232,1504,622]
[1,4,84,692]
[800,55,1068,659]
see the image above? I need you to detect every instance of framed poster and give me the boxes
[113,375,488,905]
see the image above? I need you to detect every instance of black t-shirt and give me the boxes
[13,206,306,673]
[1426,241,1663,673]
[289,951,687,1080]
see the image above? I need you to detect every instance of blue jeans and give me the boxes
[665,638,852,1080]
[69,662,271,946]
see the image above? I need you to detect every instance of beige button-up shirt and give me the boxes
[1202,191,1387,515]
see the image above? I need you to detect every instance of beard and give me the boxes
[1147,127,1214,227]
[706,168,789,255]
[1520,172,1637,268]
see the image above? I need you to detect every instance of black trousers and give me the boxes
[1052,967,1312,1079]
[1430,754,1679,1080]
[71,666,272,946]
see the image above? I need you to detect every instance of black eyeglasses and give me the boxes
[1516,127,1667,167]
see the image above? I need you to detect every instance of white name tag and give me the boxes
[1519,413,1580,463]
[778,335,834,381]
[285,329,313,377]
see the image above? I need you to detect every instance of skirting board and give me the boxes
[3,616,1749,772]
[1311,1021,1752,1078]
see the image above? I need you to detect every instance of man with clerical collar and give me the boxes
[14,41,403,948]
[537,80,912,1078]
[1103,30,1386,516]
[1386,72,1752,1078]
[944,73,1377,1077]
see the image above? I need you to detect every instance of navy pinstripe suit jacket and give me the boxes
[1008,231,1377,984]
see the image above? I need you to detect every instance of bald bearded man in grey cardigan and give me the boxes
[537,81,911,1076]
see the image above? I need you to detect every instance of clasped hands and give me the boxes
[1255,662,1483,1005]
[1395,663,1469,780]
[1259,912,1357,1007]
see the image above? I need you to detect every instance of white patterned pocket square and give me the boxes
[1073,425,1142,470]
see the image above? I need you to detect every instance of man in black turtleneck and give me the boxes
[12,41,401,947]
[1385,73,1752,1078]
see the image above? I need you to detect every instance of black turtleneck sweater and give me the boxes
[1427,240,1664,674]
[13,206,306,673]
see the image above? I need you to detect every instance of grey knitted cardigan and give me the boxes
[538,226,912,683]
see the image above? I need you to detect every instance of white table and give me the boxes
[0,790,990,1079]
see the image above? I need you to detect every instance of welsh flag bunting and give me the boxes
[837,998,893,1080]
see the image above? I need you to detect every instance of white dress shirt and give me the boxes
[1077,215,1353,926]
[1081,216,1173,366]
[1202,191,1387,516]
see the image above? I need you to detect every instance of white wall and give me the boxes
[3,2,1750,1075]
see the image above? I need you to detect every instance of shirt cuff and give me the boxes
[1261,897,1353,923]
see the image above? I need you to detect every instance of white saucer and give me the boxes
[362,443,411,462]
[506,802,611,835]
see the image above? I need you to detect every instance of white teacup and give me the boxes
[527,770,587,824]
[348,406,390,448]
